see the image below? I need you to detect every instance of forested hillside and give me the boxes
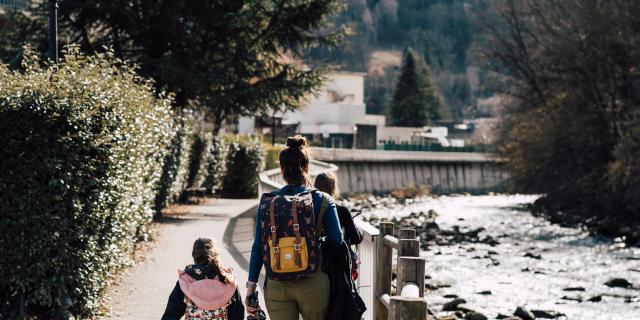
[308,0,493,120]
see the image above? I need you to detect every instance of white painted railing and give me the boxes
[354,219,379,320]
[258,159,338,193]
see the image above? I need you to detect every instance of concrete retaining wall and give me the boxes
[312,148,509,194]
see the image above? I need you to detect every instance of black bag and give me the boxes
[323,241,367,320]
[226,287,245,320]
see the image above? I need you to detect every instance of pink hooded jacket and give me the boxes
[177,268,237,310]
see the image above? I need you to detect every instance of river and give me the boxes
[354,195,640,320]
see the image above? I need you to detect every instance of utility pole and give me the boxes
[271,110,276,145]
[49,0,58,63]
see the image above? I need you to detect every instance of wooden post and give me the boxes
[398,228,416,239]
[389,296,427,320]
[375,222,394,320]
[397,256,426,297]
[397,238,420,258]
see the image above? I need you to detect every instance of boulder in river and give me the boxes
[443,294,459,299]
[604,278,633,288]
[476,290,492,295]
[560,295,583,302]
[514,306,536,320]
[587,295,602,302]
[523,252,542,259]
[464,311,488,320]
[442,298,467,311]
[562,287,586,292]
[532,309,566,318]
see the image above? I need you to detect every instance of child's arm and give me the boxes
[161,281,186,320]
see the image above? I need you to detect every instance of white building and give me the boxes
[238,71,367,148]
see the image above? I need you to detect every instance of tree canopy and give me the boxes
[389,48,444,127]
[488,0,640,243]
[0,1,344,131]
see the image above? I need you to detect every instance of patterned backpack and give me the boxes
[184,299,228,320]
[259,189,329,281]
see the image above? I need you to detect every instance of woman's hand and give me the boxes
[245,282,259,315]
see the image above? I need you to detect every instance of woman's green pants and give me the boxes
[264,271,329,320]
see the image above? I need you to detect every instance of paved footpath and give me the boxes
[103,198,267,319]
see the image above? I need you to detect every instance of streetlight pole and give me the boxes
[352,125,358,149]
[48,0,58,63]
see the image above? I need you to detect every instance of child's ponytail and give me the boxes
[192,237,230,284]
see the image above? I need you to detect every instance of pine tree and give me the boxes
[389,48,443,127]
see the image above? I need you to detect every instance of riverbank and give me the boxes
[349,194,640,320]
[529,197,640,248]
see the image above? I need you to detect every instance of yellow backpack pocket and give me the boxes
[270,236,309,273]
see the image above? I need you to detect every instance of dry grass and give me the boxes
[368,49,402,76]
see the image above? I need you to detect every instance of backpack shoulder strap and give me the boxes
[315,192,330,236]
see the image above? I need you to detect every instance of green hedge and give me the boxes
[154,115,196,211]
[202,136,228,194]
[221,137,265,198]
[264,144,285,170]
[0,47,175,318]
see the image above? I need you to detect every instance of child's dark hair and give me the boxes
[314,172,338,198]
[280,135,311,186]
[192,237,230,284]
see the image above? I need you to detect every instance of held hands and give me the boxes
[245,281,260,316]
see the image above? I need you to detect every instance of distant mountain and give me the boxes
[307,0,498,120]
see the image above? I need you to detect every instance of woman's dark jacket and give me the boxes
[337,205,362,246]
[323,205,366,319]
[161,264,244,320]
[323,241,366,320]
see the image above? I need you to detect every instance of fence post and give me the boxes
[397,256,427,297]
[398,228,416,240]
[396,239,420,295]
[374,222,394,320]
[388,296,428,320]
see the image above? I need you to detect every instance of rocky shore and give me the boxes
[528,197,640,247]
[344,194,640,320]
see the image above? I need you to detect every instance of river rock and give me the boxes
[587,295,602,302]
[465,312,488,320]
[532,309,566,318]
[604,278,633,288]
[523,252,542,259]
[496,314,521,320]
[443,298,467,311]
[443,294,459,299]
[476,290,492,295]
[560,295,583,302]
[514,306,536,320]
[562,287,585,291]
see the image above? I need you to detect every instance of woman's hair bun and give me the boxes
[286,135,307,150]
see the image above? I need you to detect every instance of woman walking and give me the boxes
[245,135,343,320]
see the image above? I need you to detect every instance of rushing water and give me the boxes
[357,195,640,320]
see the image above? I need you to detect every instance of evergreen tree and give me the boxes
[389,48,443,127]
[0,1,344,132]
